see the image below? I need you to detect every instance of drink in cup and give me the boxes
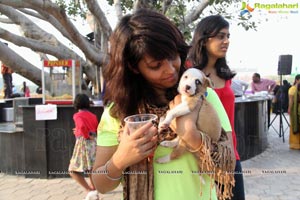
[124,114,158,134]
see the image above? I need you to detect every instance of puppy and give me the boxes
[156,68,222,163]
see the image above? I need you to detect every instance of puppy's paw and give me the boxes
[85,190,99,200]
[158,116,172,131]
[158,123,169,133]
[156,155,171,163]
[159,140,178,148]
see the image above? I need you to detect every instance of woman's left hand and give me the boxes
[112,122,158,170]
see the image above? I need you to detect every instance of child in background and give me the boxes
[68,93,99,200]
[21,81,30,97]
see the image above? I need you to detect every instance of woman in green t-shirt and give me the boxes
[92,9,235,200]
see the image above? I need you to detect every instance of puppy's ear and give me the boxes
[204,76,214,88]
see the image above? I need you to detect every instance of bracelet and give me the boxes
[180,137,202,153]
[104,159,123,181]
[186,143,202,153]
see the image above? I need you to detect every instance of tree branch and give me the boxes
[183,0,210,26]
[162,0,172,14]
[0,0,106,67]
[114,0,123,20]
[0,16,12,23]
[0,41,51,88]
[85,0,112,37]
[17,8,45,20]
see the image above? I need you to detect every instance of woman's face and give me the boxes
[205,28,230,59]
[137,54,181,90]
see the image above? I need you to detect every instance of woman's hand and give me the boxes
[112,122,158,170]
[92,121,157,194]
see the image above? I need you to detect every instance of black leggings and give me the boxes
[231,160,245,200]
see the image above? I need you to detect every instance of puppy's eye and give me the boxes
[184,75,188,79]
[195,79,201,85]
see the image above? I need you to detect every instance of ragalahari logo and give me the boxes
[240,2,255,16]
[240,2,298,15]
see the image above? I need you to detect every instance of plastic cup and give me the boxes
[124,114,157,134]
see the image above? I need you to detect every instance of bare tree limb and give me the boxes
[0,0,106,67]
[162,0,173,14]
[114,0,123,20]
[183,0,210,26]
[84,0,111,72]
[0,41,51,88]
[84,0,112,38]
[17,8,45,20]
[0,2,108,82]
[0,16,12,23]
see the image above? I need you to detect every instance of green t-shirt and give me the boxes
[97,87,231,200]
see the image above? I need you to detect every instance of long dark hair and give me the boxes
[103,9,189,121]
[294,74,300,85]
[22,81,27,94]
[189,15,235,80]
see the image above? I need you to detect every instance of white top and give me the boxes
[231,79,249,96]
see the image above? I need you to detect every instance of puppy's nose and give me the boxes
[185,85,191,91]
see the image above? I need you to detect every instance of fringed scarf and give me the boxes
[122,103,175,200]
[181,129,235,200]
[121,103,235,200]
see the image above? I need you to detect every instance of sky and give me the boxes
[1,0,300,85]
[226,0,300,80]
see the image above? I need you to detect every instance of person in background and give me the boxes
[21,81,30,97]
[68,93,99,200]
[12,84,17,94]
[251,73,276,94]
[36,86,43,94]
[288,75,300,149]
[272,80,291,113]
[1,43,13,99]
[188,14,245,200]
[231,79,249,97]
[282,80,291,112]
[272,84,281,114]
[10,84,21,98]
[92,9,235,200]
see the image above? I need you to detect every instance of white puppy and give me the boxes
[157,68,222,163]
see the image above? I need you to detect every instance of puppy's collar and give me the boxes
[200,92,208,100]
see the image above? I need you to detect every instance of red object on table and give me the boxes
[45,100,73,105]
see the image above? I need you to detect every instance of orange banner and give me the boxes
[43,60,80,67]
[44,60,73,67]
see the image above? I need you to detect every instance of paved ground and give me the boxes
[0,113,299,200]
[242,113,300,200]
